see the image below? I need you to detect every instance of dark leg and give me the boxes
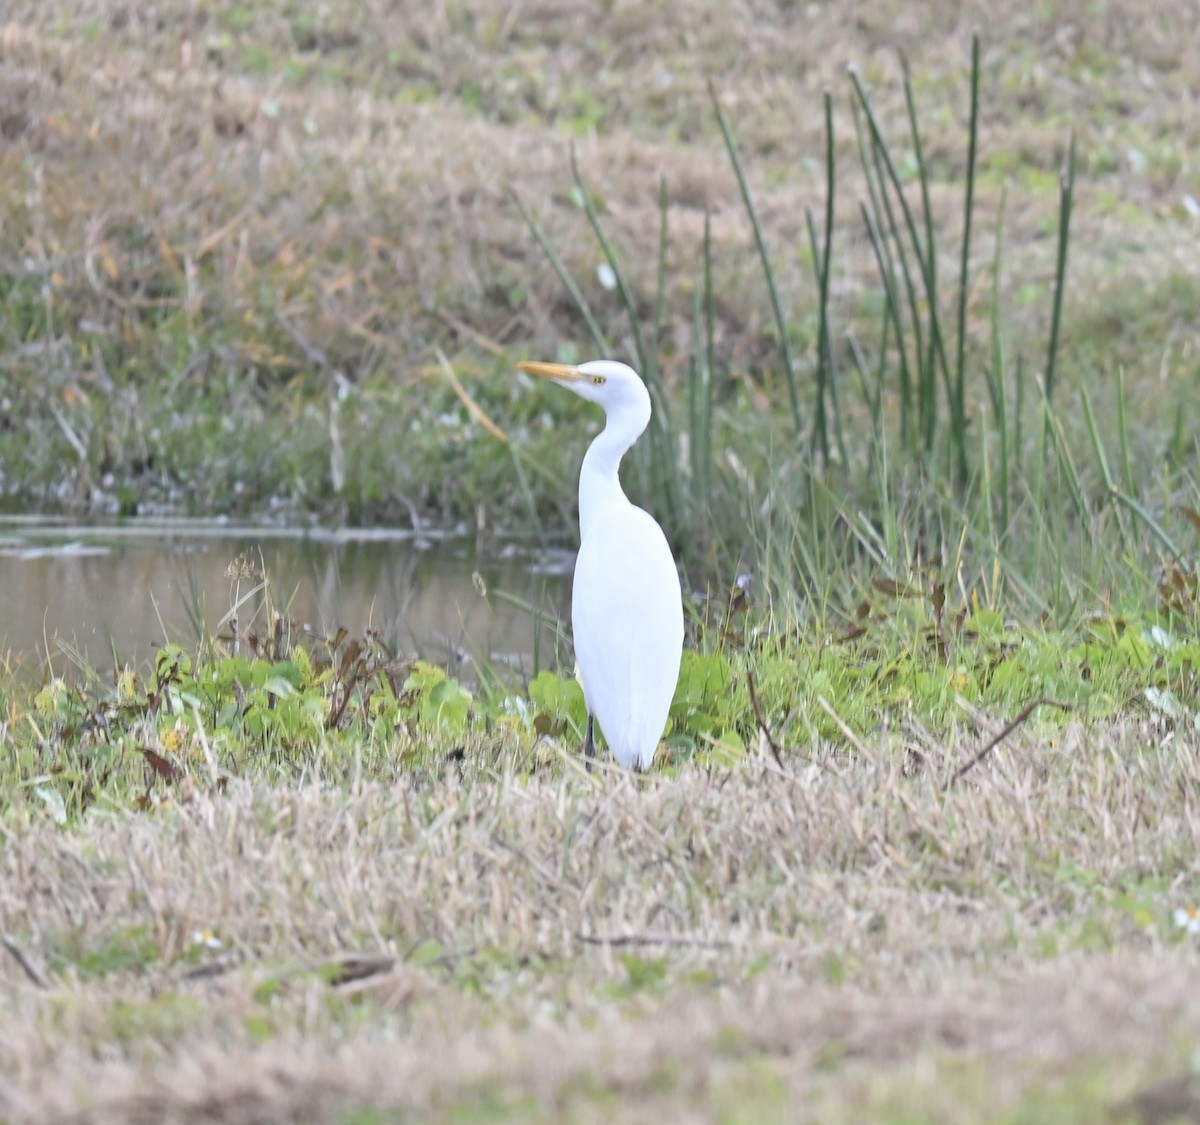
[583,714,596,772]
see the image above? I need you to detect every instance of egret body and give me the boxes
[518,359,683,770]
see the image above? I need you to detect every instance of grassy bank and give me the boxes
[3,1,1200,617]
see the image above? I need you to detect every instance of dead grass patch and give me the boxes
[2,717,1198,1120]
[3,0,1198,378]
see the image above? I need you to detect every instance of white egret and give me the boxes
[518,359,683,770]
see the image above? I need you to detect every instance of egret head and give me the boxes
[517,359,650,417]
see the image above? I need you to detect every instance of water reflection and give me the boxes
[0,518,573,680]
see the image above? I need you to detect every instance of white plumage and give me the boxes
[518,359,683,769]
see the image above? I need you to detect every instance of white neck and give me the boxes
[577,391,651,539]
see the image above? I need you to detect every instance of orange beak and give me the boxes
[517,361,587,384]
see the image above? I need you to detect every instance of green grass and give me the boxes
[512,34,1200,634]
[5,561,1200,819]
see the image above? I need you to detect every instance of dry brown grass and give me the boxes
[3,718,1199,1121]
[3,0,1199,379]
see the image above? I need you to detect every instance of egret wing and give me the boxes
[572,504,683,769]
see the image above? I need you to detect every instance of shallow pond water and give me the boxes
[0,518,573,680]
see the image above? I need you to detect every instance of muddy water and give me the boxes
[0,518,573,680]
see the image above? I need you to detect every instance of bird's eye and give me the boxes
[591,376,607,385]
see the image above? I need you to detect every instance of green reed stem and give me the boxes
[1044,134,1076,403]
[710,81,802,435]
[511,190,609,356]
[952,34,981,484]
[569,150,649,383]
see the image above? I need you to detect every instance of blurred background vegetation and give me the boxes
[2,0,1200,624]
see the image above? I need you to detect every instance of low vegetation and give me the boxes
[5,575,1200,822]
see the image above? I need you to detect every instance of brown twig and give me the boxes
[2,934,50,990]
[576,931,733,950]
[746,668,785,769]
[436,347,510,443]
[434,307,507,356]
[322,952,397,987]
[180,957,239,982]
[948,698,1074,785]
